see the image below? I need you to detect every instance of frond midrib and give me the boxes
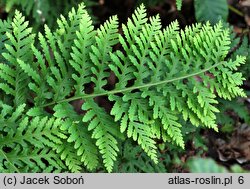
[41,60,225,107]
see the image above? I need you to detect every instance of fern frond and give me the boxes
[56,3,88,62]
[67,122,99,171]
[90,15,119,92]
[0,11,34,106]
[0,19,11,63]
[0,147,66,173]
[176,0,182,10]
[56,141,83,173]
[19,4,89,106]
[0,102,68,172]
[70,9,95,95]
[108,11,245,160]
[0,108,67,150]
[114,141,167,173]
[121,4,148,52]
[230,36,250,78]
[54,103,99,171]
[82,99,121,173]
[0,3,246,173]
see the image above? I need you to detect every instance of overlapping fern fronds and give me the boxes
[0,3,246,172]
[176,0,182,10]
[0,102,67,172]
[0,0,97,28]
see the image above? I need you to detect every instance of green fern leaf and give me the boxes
[90,15,119,92]
[0,19,11,63]
[54,103,99,171]
[0,102,68,172]
[0,11,34,106]
[82,99,120,173]
[55,141,82,173]
[187,158,228,173]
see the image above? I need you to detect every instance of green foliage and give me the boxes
[0,0,97,29]
[216,30,250,129]
[0,102,67,172]
[231,37,250,79]
[187,158,248,173]
[194,0,229,24]
[0,3,246,172]
[217,98,250,132]
[113,141,169,173]
[187,158,229,173]
[176,0,182,10]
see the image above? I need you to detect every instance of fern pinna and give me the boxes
[0,3,246,172]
